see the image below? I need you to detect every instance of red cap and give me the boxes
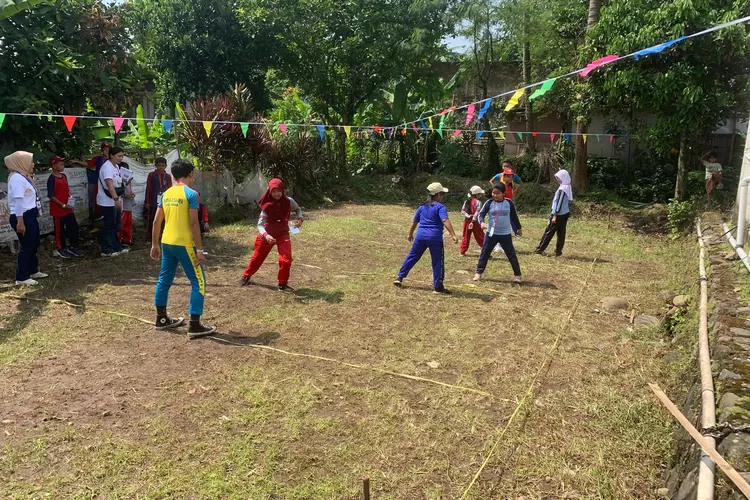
[101,142,112,151]
[49,155,66,166]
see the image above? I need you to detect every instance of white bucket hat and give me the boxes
[469,185,485,195]
[427,182,449,195]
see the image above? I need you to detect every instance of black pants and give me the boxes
[536,213,570,255]
[53,212,80,250]
[99,205,123,255]
[10,208,40,281]
[476,233,521,276]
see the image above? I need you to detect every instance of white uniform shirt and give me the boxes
[97,160,122,208]
[8,173,39,216]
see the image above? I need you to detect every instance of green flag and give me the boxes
[516,132,524,141]
[528,79,556,101]
[0,113,5,130]
[240,123,250,137]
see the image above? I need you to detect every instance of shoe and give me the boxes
[118,248,130,254]
[433,286,452,295]
[95,216,104,221]
[278,284,295,293]
[460,253,466,257]
[155,316,185,330]
[493,245,502,253]
[101,251,119,257]
[240,277,251,286]
[393,277,403,287]
[473,273,482,281]
[188,323,217,339]
[15,279,38,286]
[53,249,71,259]
[68,248,85,257]
[513,276,522,283]
[30,272,48,279]
[89,227,99,234]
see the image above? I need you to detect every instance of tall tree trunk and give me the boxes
[337,129,347,178]
[674,137,689,201]
[572,0,602,192]
[522,39,535,153]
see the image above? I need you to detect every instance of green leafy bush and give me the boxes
[514,182,553,213]
[667,199,695,235]
[436,142,479,176]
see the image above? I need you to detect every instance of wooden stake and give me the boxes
[362,477,370,500]
[649,383,750,497]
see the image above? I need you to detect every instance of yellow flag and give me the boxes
[344,126,351,138]
[504,89,525,112]
[428,117,434,130]
[499,131,506,140]
[202,121,213,137]
[583,134,588,144]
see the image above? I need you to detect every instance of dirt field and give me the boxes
[0,204,696,499]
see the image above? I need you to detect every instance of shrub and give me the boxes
[667,199,695,235]
[514,182,553,213]
[436,142,479,177]
[500,154,539,182]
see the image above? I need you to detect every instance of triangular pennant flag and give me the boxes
[279,124,288,136]
[453,130,461,138]
[477,99,492,120]
[499,131,505,140]
[532,132,538,138]
[529,79,556,101]
[516,132,524,141]
[565,134,571,144]
[344,126,351,138]
[583,134,588,144]
[375,125,383,134]
[240,122,250,137]
[63,115,76,132]
[428,117,434,130]
[411,123,419,133]
[113,117,125,134]
[505,90,525,112]
[609,134,615,143]
[580,55,619,77]
[477,130,484,139]
[465,104,476,125]
[596,134,601,142]
[316,125,325,140]
[163,119,174,134]
[401,128,407,136]
[550,133,556,143]
[0,113,5,130]
[438,114,446,136]
[634,36,688,60]
[419,120,428,131]
[203,121,213,137]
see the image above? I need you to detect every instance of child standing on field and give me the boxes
[118,162,135,246]
[241,178,303,292]
[393,182,459,294]
[702,151,723,203]
[535,169,573,257]
[47,155,84,258]
[473,183,523,283]
[460,185,485,256]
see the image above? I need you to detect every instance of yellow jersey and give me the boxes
[160,184,199,247]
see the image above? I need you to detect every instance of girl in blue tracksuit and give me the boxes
[473,183,523,283]
[535,169,573,257]
[394,182,459,295]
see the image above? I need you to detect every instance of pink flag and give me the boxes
[580,55,619,77]
[410,123,419,133]
[453,130,461,138]
[63,115,76,132]
[465,104,475,125]
[550,133,556,143]
[279,124,288,135]
[113,117,125,133]
[610,134,615,143]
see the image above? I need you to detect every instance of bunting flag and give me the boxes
[609,134,615,143]
[529,79,556,101]
[596,134,601,142]
[419,120,428,131]
[63,115,76,132]
[401,128,407,136]
[113,117,125,134]
[411,123,419,133]
[532,132,538,138]
[477,99,492,120]
[389,127,395,139]
[241,122,250,137]
[202,121,213,137]
[583,134,588,143]
[0,113,5,130]
[504,89,525,112]
[428,117,434,131]
[550,133,556,143]
[375,125,383,134]
[565,134,571,144]
[344,126,351,138]
[465,104,476,125]
[499,131,505,140]
[438,114,446,137]
[279,124,288,136]
[477,130,484,139]
[634,36,688,60]
[516,132,524,141]
[163,119,174,134]
[453,130,461,138]
[580,55,619,77]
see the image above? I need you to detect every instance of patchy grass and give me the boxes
[0,204,695,498]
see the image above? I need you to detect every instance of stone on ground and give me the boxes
[672,295,690,308]
[719,368,742,380]
[602,297,629,311]
[659,290,677,304]
[634,315,660,327]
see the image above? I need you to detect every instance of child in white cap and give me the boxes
[460,185,485,256]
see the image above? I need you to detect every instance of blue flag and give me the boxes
[477,130,484,139]
[316,125,325,140]
[477,99,493,120]
[162,119,173,133]
[565,134,571,144]
[633,36,688,60]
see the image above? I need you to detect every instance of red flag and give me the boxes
[550,133,556,143]
[63,115,76,132]
[609,134,615,143]
[532,132,538,137]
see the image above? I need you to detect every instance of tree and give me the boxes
[588,0,750,201]
[0,0,142,159]
[127,0,276,112]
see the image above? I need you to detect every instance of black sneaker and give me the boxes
[393,277,403,287]
[240,277,251,286]
[433,286,452,295]
[188,323,217,339]
[278,284,295,293]
[155,316,185,330]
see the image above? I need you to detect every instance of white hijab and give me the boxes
[554,169,573,202]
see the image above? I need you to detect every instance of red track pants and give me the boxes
[460,218,485,254]
[243,233,293,285]
[119,210,133,244]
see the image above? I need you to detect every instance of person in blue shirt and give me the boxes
[473,183,523,283]
[393,182,459,295]
[535,169,573,257]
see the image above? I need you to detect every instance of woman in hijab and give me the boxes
[241,178,303,292]
[5,152,48,285]
[535,169,573,257]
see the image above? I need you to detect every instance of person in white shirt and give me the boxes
[5,151,48,285]
[97,146,128,257]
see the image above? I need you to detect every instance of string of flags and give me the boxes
[1,14,749,140]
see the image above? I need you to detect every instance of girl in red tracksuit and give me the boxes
[241,178,303,292]
[460,185,485,256]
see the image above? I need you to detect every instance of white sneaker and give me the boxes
[493,244,504,254]
[118,248,130,254]
[101,251,120,257]
[513,275,522,283]
[15,279,39,286]
[30,272,48,279]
